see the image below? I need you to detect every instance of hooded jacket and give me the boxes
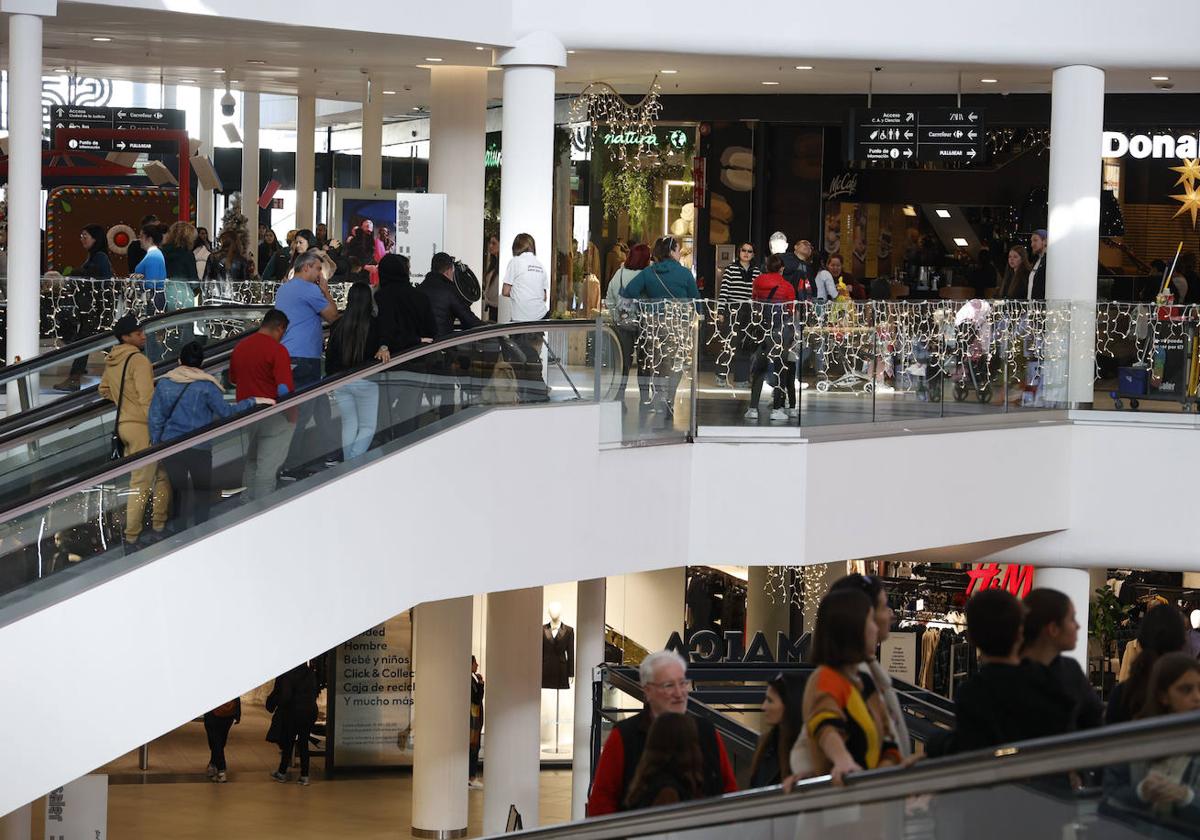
[98,342,154,425]
[375,262,437,351]
[149,366,258,447]
[419,271,483,338]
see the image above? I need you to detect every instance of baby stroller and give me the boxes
[896,337,944,402]
[950,300,994,404]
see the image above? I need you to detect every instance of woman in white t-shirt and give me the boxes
[501,233,549,322]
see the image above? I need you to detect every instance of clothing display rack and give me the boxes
[684,566,747,639]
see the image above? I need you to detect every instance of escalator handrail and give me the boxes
[494,709,1200,840]
[0,304,270,385]
[0,318,607,525]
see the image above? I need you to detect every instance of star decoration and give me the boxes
[1170,158,1200,188]
[1171,183,1200,228]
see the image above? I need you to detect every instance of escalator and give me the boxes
[0,318,623,815]
[490,710,1200,839]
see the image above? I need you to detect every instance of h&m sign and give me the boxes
[966,563,1036,599]
[665,630,806,664]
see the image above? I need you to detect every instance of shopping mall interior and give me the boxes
[3,1,1200,838]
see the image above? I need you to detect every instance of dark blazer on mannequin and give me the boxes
[542,622,575,689]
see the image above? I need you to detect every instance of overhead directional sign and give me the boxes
[848,108,986,164]
[51,106,185,151]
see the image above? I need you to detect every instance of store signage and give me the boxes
[692,156,706,208]
[1102,131,1200,160]
[965,563,1036,598]
[44,774,107,839]
[330,616,415,767]
[485,143,502,168]
[826,172,859,199]
[50,105,185,151]
[847,108,985,164]
[880,633,917,683]
[665,630,806,664]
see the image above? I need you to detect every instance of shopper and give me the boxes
[719,242,760,304]
[718,242,760,387]
[481,234,500,322]
[261,229,312,284]
[267,661,320,786]
[782,239,815,300]
[624,712,708,809]
[1021,587,1104,731]
[1107,602,1188,726]
[942,589,1073,755]
[161,221,200,313]
[587,650,737,815]
[258,228,283,278]
[204,228,254,282]
[420,252,483,338]
[1000,246,1033,300]
[745,253,796,422]
[326,282,389,461]
[149,341,270,530]
[55,223,113,391]
[193,226,215,278]
[606,244,653,406]
[1102,653,1200,833]
[275,249,339,479]
[375,254,436,438]
[748,672,806,789]
[1028,229,1047,300]
[828,574,913,760]
[228,309,294,501]
[129,221,168,317]
[501,232,550,323]
[203,697,241,783]
[469,655,485,790]
[799,588,900,784]
[125,213,158,275]
[813,254,846,303]
[98,314,170,547]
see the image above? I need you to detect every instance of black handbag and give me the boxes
[109,355,133,461]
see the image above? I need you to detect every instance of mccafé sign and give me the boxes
[1103,131,1200,160]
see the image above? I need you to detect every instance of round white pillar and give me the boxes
[1034,566,1092,668]
[241,91,261,231]
[412,596,472,839]
[483,586,543,833]
[430,66,488,292]
[295,94,317,231]
[571,578,605,820]
[197,87,215,232]
[6,13,43,380]
[361,82,383,191]
[1046,65,1105,406]
[0,803,31,840]
[495,32,566,324]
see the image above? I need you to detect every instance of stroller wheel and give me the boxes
[898,372,914,391]
[816,380,831,393]
[978,386,993,404]
[863,381,875,395]
[953,383,968,402]
[1130,398,1140,411]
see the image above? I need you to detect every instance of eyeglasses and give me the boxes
[647,679,693,692]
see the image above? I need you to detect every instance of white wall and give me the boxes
[606,569,686,655]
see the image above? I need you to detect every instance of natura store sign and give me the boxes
[1103,131,1200,159]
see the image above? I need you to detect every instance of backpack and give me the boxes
[454,260,482,303]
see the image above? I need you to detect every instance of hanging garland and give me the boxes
[569,77,663,165]
[601,168,653,233]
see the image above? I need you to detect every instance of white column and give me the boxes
[483,587,542,833]
[571,578,605,820]
[430,66,487,289]
[412,597,472,838]
[162,83,177,110]
[197,87,215,232]
[495,32,566,323]
[241,90,260,229]
[0,803,31,840]
[1046,65,1104,406]
[361,80,383,191]
[295,93,317,231]
[1034,566,1092,668]
[5,11,46,379]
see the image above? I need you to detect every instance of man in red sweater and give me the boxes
[587,650,738,815]
[229,309,295,501]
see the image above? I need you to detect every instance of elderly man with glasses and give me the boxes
[586,650,738,815]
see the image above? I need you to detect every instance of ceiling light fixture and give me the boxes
[214,68,226,74]
[953,237,969,247]
[475,46,487,51]
[761,81,780,86]
[425,57,442,62]
[935,209,952,218]
[980,78,998,83]
[566,50,577,54]
[795,65,813,70]
[91,36,111,42]
[247,59,267,65]
[382,90,397,95]
[179,78,196,84]
[1151,75,1170,81]
[661,69,678,74]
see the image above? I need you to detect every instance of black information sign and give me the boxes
[51,106,186,151]
[848,108,985,164]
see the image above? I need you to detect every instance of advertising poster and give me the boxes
[394,193,446,280]
[330,613,415,767]
[44,775,107,840]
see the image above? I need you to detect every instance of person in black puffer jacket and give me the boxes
[267,661,320,785]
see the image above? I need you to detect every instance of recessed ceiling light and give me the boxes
[382,90,397,95]
[411,106,421,111]
[935,209,952,218]
[475,46,487,51]
[91,36,111,42]
[1151,75,1170,81]
[761,81,780,86]
[425,57,442,62]
[902,205,917,217]
[661,69,678,74]
[179,78,196,84]
[980,78,998,84]
[566,50,576,54]
[795,65,813,70]
[214,69,226,74]
[247,59,267,65]
[953,237,969,247]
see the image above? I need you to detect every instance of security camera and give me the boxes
[874,66,883,72]
[220,90,236,117]
[1155,81,1175,91]
[403,83,413,92]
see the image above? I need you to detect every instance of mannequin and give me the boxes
[541,602,575,689]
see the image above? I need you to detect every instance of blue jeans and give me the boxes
[332,379,379,461]
[283,357,334,469]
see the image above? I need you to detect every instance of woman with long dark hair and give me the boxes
[258,228,283,278]
[326,281,390,460]
[1000,245,1032,299]
[624,712,707,810]
[55,224,114,391]
[204,229,253,282]
[1107,603,1188,725]
[749,672,806,788]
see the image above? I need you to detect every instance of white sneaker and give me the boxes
[786,407,799,418]
[800,382,810,390]
[206,764,217,780]
[468,779,484,790]
[769,408,788,422]
[744,407,759,420]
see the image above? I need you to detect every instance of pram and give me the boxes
[950,300,995,404]
[896,337,944,402]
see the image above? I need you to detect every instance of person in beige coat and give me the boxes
[98,314,169,545]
